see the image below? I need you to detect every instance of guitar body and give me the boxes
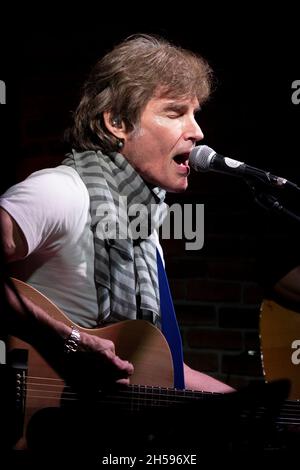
[5,280,300,453]
[260,299,300,399]
[6,278,174,449]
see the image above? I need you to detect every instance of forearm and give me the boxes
[184,363,235,393]
[1,279,71,355]
[273,267,300,304]
[0,279,81,388]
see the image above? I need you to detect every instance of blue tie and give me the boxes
[156,249,185,389]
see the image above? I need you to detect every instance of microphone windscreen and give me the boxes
[189,145,216,172]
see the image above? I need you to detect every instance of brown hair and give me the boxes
[66,34,213,152]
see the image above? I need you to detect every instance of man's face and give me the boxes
[122,95,204,192]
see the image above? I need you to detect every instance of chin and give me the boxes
[154,175,189,193]
[175,186,188,193]
[166,182,188,193]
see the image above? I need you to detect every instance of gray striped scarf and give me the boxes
[62,149,167,326]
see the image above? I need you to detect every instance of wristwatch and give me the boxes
[64,327,81,354]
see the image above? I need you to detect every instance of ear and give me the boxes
[103,111,127,140]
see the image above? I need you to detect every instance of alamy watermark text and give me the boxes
[291,80,300,105]
[95,196,204,251]
[0,80,6,104]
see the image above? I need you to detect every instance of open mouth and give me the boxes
[173,153,190,173]
[173,153,189,165]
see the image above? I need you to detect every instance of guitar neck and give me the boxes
[97,383,300,428]
[95,383,222,410]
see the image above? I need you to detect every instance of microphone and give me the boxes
[189,145,299,191]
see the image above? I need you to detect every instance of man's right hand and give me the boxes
[2,277,134,391]
[64,330,134,390]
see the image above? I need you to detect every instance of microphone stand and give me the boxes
[245,179,300,224]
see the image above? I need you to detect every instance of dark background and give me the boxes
[0,11,299,388]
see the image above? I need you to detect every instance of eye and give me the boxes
[167,111,184,119]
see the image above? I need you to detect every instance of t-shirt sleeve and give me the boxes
[0,167,88,257]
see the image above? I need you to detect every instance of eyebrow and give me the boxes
[161,101,201,113]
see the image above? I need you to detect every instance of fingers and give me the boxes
[90,336,134,376]
[116,377,131,386]
[78,332,134,386]
[103,339,116,355]
[112,354,134,376]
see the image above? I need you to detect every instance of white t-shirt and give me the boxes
[0,165,164,328]
[0,165,99,327]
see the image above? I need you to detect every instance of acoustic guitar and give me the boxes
[260,299,300,400]
[4,279,300,451]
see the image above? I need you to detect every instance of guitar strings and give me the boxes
[17,374,300,423]
[22,375,209,404]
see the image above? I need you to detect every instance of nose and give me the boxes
[184,116,204,142]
